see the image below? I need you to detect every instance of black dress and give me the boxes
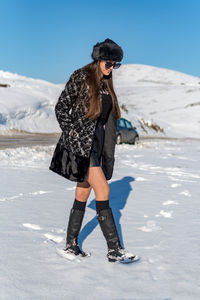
[89,90,112,167]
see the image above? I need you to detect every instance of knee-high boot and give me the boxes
[97,207,122,249]
[97,207,124,261]
[97,207,136,262]
[64,208,86,256]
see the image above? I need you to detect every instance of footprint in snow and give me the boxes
[44,233,64,243]
[23,223,65,244]
[168,176,196,183]
[22,220,66,248]
[66,187,76,190]
[29,190,52,195]
[1,191,52,202]
[51,228,65,234]
[171,183,181,188]
[179,190,191,197]
[137,220,161,232]
[162,200,179,206]
[155,210,173,218]
[135,177,148,181]
[23,223,42,230]
[0,193,24,202]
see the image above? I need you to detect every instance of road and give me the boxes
[0,133,199,149]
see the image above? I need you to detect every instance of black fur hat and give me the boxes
[91,38,123,62]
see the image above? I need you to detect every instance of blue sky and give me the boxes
[1,0,200,83]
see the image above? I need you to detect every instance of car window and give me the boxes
[124,120,133,129]
[118,119,126,128]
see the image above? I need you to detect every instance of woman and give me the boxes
[49,38,137,262]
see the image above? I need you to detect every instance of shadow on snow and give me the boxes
[78,176,135,250]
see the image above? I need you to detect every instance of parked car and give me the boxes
[116,118,139,145]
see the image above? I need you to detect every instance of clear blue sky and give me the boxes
[1,0,200,83]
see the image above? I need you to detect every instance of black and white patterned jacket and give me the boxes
[55,68,98,157]
[49,67,118,182]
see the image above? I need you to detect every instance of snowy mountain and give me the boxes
[0,70,61,134]
[0,65,200,137]
[113,64,200,138]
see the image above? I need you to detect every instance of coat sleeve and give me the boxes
[55,70,80,133]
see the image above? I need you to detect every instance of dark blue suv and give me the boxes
[116,118,139,145]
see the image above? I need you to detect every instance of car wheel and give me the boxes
[129,136,139,145]
[116,134,122,145]
[134,136,139,144]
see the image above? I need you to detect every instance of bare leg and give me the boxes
[86,166,109,201]
[86,166,124,260]
[64,167,109,254]
[75,180,92,203]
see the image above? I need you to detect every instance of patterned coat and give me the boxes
[49,67,118,182]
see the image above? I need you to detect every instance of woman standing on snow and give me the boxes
[49,38,137,262]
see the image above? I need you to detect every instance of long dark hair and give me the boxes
[81,60,121,120]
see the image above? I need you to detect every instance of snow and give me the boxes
[0,64,200,298]
[0,139,200,299]
[0,69,61,134]
[113,64,200,138]
[1,64,200,138]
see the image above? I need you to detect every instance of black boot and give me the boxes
[63,208,86,256]
[97,208,136,262]
[97,208,123,261]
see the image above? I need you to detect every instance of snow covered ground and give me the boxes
[1,138,199,300]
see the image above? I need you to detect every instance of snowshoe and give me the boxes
[63,243,89,257]
[107,247,139,263]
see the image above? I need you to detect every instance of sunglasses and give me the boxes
[105,61,121,70]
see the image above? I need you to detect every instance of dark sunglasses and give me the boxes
[105,61,121,70]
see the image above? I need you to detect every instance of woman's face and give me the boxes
[99,60,115,76]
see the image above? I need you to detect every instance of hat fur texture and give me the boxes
[91,38,123,62]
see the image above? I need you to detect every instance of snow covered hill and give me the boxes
[0,65,200,138]
[0,70,61,134]
[113,64,200,138]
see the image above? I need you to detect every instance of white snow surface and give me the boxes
[0,139,200,299]
[0,69,61,134]
[1,64,200,137]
